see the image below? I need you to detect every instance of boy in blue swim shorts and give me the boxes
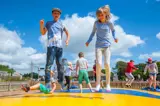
[21,71,56,94]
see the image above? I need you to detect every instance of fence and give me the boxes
[0,81,28,92]
[0,81,160,92]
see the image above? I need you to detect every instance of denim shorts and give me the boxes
[149,73,157,76]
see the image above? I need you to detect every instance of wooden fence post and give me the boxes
[8,82,11,91]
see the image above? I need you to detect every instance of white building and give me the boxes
[12,72,23,80]
[0,71,8,77]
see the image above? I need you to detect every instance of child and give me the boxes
[40,8,70,90]
[21,71,56,94]
[144,58,158,90]
[125,60,138,87]
[86,5,118,92]
[93,60,96,82]
[64,61,73,91]
[76,52,94,93]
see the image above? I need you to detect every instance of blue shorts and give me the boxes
[149,73,157,76]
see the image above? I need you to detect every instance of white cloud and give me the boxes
[62,14,144,57]
[139,54,150,60]
[0,26,23,54]
[156,32,160,40]
[119,52,132,57]
[115,58,129,62]
[30,53,46,65]
[39,35,48,49]
[139,51,160,60]
[40,13,144,66]
[152,52,160,57]
[0,26,46,73]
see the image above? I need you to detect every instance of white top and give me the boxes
[144,63,158,73]
[76,58,88,70]
[65,66,72,76]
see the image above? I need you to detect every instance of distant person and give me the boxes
[21,71,56,94]
[144,58,158,90]
[93,60,96,81]
[76,52,94,93]
[125,60,138,87]
[40,8,70,89]
[85,5,118,92]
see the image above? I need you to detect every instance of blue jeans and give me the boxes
[45,46,63,83]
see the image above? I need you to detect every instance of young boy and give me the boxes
[21,71,56,94]
[40,8,70,89]
[86,6,118,92]
[64,62,73,91]
[144,58,158,90]
[125,60,138,87]
[76,52,94,93]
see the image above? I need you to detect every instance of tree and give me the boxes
[101,69,114,81]
[23,72,39,79]
[0,64,16,76]
[156,62,160,80]
[101,69,106,74]
[114,61,127,81]
[111,72,114,81]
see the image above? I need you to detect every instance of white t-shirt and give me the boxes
[144,63,158,73]
[65,66,72,76]
[76,58,88,70]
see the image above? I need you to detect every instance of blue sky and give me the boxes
[0,0,160,73]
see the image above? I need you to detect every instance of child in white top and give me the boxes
[64,62,72,91]
[144,58,158,90]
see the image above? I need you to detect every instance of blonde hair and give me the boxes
[67,61,72,66]
[96,5,111,21]
[102,5,111,20]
